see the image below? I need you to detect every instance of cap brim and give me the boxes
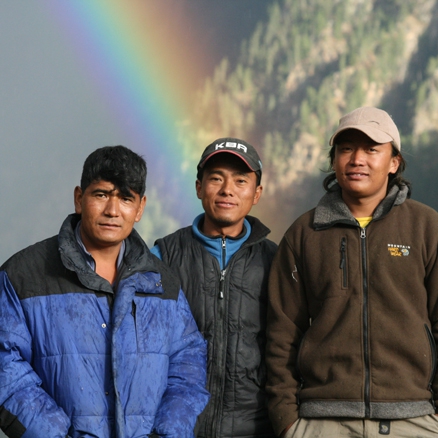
[330,125,394,146]
[200,150,258,172]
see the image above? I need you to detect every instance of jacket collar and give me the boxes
[192,214,271,247]
[191,214,272,268]
[58,214,157,292]
[313,183,409,230]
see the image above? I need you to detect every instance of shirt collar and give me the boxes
[74,220,125,272]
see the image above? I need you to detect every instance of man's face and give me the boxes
[74,180,146,252]
[333,129,400,207]
[196,154,262,237]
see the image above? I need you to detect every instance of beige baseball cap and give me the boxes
[329,106,401,150]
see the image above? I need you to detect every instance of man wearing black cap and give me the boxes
[151,138,277,437]
[266,107,438,437]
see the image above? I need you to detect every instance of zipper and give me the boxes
[218,237,227,299]
[340,237,347,288]
[425,324,437,407]
[360,227,371,417]
[210,236,228,436]
[219,270,226,299]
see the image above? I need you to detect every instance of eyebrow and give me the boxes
[91,188,135,198]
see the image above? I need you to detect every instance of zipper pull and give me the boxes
[340,237,346,269]
[360,228,366,239]
[221,236,226,269]
[219,269,226,299]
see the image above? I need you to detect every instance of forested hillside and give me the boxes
[176,0,438,242]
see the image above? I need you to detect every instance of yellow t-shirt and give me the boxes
[356,216,372,228]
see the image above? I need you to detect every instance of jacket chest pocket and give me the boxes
[304,233,356,300]
[339,237,348,289]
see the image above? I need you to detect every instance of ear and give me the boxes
[135,196,147,222]
[252,185,263,206]
[389,154,401,175]
[74,186,83,214]
[196,179,202,200]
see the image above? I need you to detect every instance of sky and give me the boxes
[0,0,272,265]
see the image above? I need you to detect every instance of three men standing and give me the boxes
[152,138,277,437]
[266,107,438,437]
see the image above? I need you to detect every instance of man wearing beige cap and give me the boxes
[266,107,438,437]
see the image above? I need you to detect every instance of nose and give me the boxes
[219,178,234,196]
[349,148,366,165]
[104,196,120,216]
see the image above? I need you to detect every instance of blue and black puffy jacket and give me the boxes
[0,214,209,438]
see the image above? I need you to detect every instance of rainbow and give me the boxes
[45,0,210,229]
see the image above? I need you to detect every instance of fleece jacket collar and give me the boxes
[313,183,409,230]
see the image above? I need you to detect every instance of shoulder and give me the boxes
[256,237,278,258]
[1,235,59,273]
[148,253,182,301]
[1,236,62,299]
[394,199,438,226]
[155,226,193,247]
[402,198,438,216]
[154,226,200,263]
[283,209,316,237]
[394,199,438,235]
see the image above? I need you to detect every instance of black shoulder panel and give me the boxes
[149,254,181,301]
[2,236,95,300]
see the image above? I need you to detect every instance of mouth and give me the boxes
[99,223,121,229]
[346,172,368,179]
[216,201,236,208]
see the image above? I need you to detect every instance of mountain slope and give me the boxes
[180,0,438,241]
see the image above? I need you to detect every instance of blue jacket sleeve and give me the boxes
[152,289,209,437]
[0,272,70,437]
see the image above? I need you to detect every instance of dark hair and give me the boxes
[80,145,147,197]
[322,144,411,196]
[197,155,262,186]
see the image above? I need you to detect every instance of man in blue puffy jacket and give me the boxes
[0,145,209,438]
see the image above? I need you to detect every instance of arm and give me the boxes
[0,272,70,437]
[152,290,209,437]
[426,250,438,411]
[265,235,309,437]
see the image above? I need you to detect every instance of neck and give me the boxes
[342,193,384,218]
[201,217,245,238]
[82,239,122,284]
[91,247,120,284]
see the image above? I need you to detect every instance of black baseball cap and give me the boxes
[197,137,262,179]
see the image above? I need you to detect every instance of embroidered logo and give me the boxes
[215,141,247,153]
[387,244,410,257]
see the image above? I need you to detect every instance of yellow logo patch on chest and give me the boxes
[388,244,410,257]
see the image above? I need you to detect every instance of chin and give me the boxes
[213,217,235,227]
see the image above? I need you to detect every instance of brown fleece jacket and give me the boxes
[266,185,438,436]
